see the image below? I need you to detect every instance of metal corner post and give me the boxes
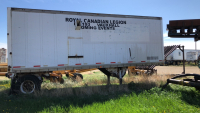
[182,46,185,74]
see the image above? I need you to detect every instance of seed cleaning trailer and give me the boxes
[7,7,164,94]
[163,19,200,90]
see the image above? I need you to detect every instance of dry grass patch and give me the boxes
[33,72,176,97]
[124,74,174,85]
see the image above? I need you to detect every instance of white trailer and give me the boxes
[7,7,164,94]
[166,49,198,65]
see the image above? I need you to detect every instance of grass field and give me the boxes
[0,70,200,113]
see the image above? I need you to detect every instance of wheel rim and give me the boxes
[20,80,35,94]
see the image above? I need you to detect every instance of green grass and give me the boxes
[0,80,10,91]
[0,73,200,113]
[64,86,200,113]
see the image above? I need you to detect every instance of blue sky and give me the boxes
[1,0,200,49]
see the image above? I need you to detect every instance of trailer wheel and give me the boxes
[15,75,41,94]
[71,73,83,82]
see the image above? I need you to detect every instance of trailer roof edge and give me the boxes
[8,7,162,20]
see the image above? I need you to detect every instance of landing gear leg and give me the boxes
[107,75,110,85]
[9,77,16,95]
[119,69,122,85]
[119,79,122,85]
[99,67,127,85]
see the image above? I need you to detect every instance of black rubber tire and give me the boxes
[66,73,69,78]
[60,78,64,84]
[76,73,83,80]
[71,73,83,81]
[12,75,41,94]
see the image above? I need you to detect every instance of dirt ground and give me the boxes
[155,66,200,75]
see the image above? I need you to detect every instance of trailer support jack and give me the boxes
[107,75,110,85]
[98,67,127,85]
